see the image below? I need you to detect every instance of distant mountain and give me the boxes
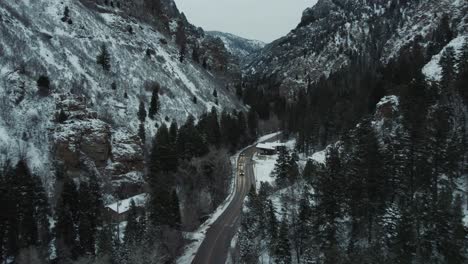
[207,31,265,63]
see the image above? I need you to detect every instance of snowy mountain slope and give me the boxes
[245,0,467,93]
[207,31,265,63]
[0,0,243,193]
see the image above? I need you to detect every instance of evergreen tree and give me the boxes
[456,41,468,102]
[138,101,146,123]
[294,188,312,263]
[207,107,221,147]
[346,118,386,246]
[78,182,95,256]
[148,124,179,227]
[274,215,292,264]
[96,44,111,71]
[313,146,343,264]
[96,224,114,259]
[124,200,142,247]
[37,75,51,97]
[238,187,261,263]
[272,148,291,186]
[148,87,160,119]
[192,45,200,63]
[169,190,181,229]
[169,120,178,144]
[138,123,146,145]
[176,115,208,159]
[179,44,186,62]
[56,177,80,260]
[266,199,278,246]
[247,108,259,138]
[447,195,467,264]
[56,109,68,123]
[439,46,456,92]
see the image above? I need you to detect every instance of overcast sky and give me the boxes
[175,0,317,43]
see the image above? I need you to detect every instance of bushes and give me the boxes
[96,44,111,71]
[37,75,50,96]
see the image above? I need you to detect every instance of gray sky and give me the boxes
[175,0,317,43]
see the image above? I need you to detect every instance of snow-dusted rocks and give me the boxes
[375,95,400,120]
[52,98,111,172]
[109,130,144,176]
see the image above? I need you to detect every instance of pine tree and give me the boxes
[138,101,146,123]
[78,182,95,256]
[124,200,141,247]
[37,75,51,96]
[192,45,200,63]
[206,107,221,147]
[96,44,111,71]
[391,204,416,264]
[212,89,218,98]
[346,119,386,246]
[247,108,259,138]
[138,123,146,145]
[266,199,278,245]
[148,87,160,119]
[447,195,467,264]
[439,46,456,93]
[294,188,312,263]
[313,146,343,263]
[274,215,292,264]
[56,109,68,123]
[169,120,178,144]
[272,147,291,186]
[56,177,80,260]
[169,190,181,229]
[148,124,178,227]
[238,187,261,263]
[96,224,114,258]
[456,41,468,102]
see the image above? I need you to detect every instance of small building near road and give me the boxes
[104,193,147,222]
[256,142,286,155]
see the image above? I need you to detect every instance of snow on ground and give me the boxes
[310,149,327,164]
[252,138,296,190]
[105,193,147,214]
[253,153,277,189]
[422,36,467,81]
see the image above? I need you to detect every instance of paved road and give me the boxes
[192,136,278,264]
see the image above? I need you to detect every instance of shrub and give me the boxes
[37,75,51,96]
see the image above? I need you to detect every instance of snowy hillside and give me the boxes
[0,0,242,191]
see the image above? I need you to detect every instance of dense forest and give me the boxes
[237,22,468,264]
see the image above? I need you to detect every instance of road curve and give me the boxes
[192,136,278,264]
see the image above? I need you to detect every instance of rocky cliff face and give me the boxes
[245,0,467,94]
[0,0,242,200]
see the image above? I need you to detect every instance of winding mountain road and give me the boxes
[192,135,279,264]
